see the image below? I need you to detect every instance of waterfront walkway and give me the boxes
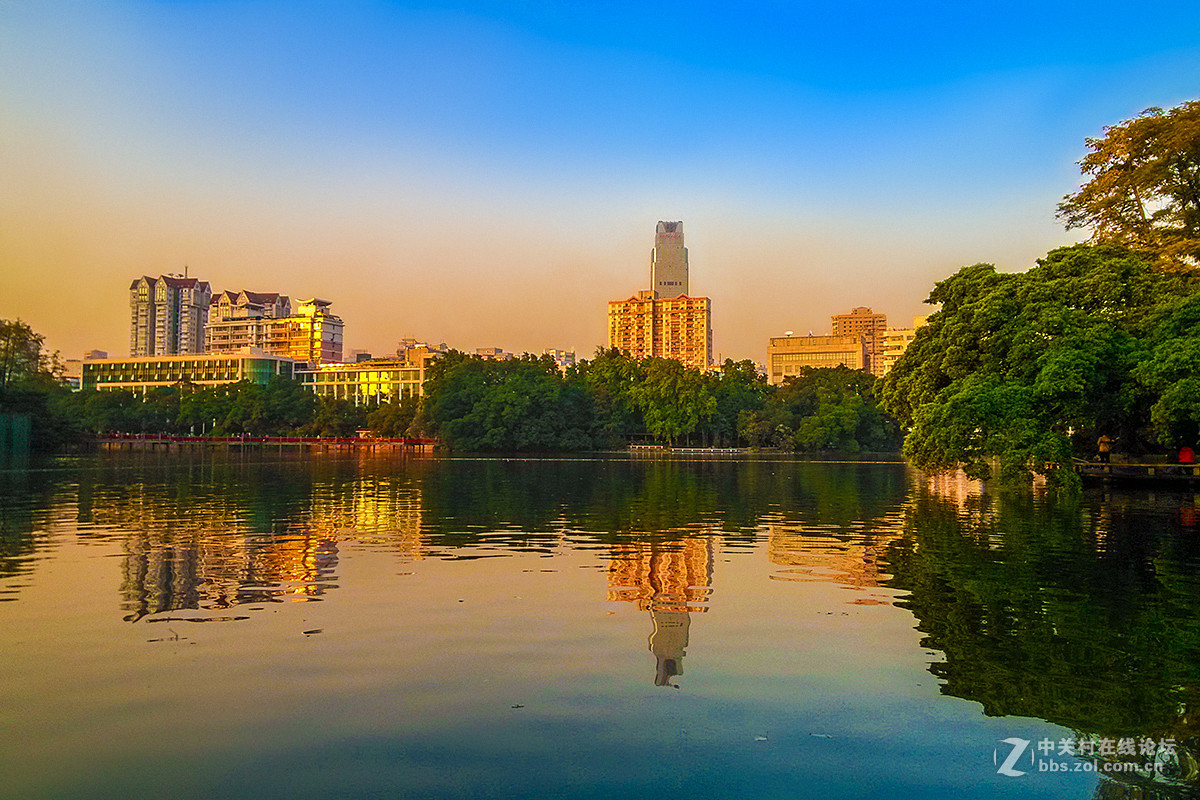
[91,433,438,452]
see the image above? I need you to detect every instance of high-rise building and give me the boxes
[607,222,713,370]
[650,221,688,298]
[129,275,212,357]
[831,307,888,376]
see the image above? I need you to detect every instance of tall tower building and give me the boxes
[608,222,712,369]
[650,221,688,299]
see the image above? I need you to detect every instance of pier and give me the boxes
[1076,459,1200,484]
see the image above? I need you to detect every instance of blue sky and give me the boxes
[3,0,1200,360]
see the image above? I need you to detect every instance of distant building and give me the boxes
[396,339,448,374]
[544,348,576,371]
[877,316,928,376]
[831,307,888,376]
[64,350,110,390]
[206,297,344,365]
[62,360,83,391]
[475,347,513,361]
[129,275,212,356]
[82,352,297,394]
[766,334,866,385]
[607,222,713,370]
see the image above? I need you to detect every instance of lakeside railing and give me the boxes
[1075,458,1200,483]
[90,433,439,448]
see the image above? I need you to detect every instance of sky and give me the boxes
[3,0,1200,363]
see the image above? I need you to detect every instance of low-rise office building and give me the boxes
[296,350,429,405]
[81,352,298,394]
[767,334,866,385]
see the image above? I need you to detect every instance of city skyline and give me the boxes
[4,2,1200,361]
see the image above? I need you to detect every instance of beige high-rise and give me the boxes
[831,307,888,376]
[650,221,688,298]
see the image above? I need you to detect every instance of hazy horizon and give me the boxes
[4,1,1199,363]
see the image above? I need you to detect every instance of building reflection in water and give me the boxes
[120,528,339,622]
[765,513,904,599]
[606,536,714,686]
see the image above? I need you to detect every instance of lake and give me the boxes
[1,451,1198,799]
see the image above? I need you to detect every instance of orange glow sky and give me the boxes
[3,2,1199,362]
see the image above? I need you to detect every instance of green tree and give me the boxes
[420,352,594,451]
[0,319,52,396]
[630,358,715,446]
[0,318,77,450]
[704,359,766,447]
[1131,292,1200,447]
[366,396,419,437]
[1058,100,1200,269]
[573,348,644,446]
[880,244,1195,483]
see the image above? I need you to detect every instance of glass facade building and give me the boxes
[82,353,297,393]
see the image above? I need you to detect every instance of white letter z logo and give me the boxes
[995,737,1031,777]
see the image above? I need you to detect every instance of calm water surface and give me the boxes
[2,452,1199,799]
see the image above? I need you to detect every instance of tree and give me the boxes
[630,358,715,446]
[0,319,54,397]
[1058,100,1200,269]
[879,244,1197,483]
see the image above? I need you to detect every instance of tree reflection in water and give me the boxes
[885,476,1200,798]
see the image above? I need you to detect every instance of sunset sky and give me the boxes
[3,1,1200,362]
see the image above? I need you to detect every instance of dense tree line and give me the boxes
[413,348,901,452]
[1,318,900,453]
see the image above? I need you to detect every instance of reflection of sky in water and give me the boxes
[3,452,1199,798]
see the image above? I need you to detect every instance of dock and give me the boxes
[1075,459,1200,484]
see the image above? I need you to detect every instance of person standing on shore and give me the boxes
[1097,434,1113,464]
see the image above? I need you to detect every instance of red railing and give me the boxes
[91,433,439,445]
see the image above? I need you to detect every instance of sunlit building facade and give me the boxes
[831,307,888,376]
[296,350,427,406]
[767,334,866,385]
[205,298,344,365]
[877,316,928,376]
[608,290,713,369]
[82,353,297,394]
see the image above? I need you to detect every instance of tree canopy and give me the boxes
[879,244,1200,483]
[1058,100,1200,269]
